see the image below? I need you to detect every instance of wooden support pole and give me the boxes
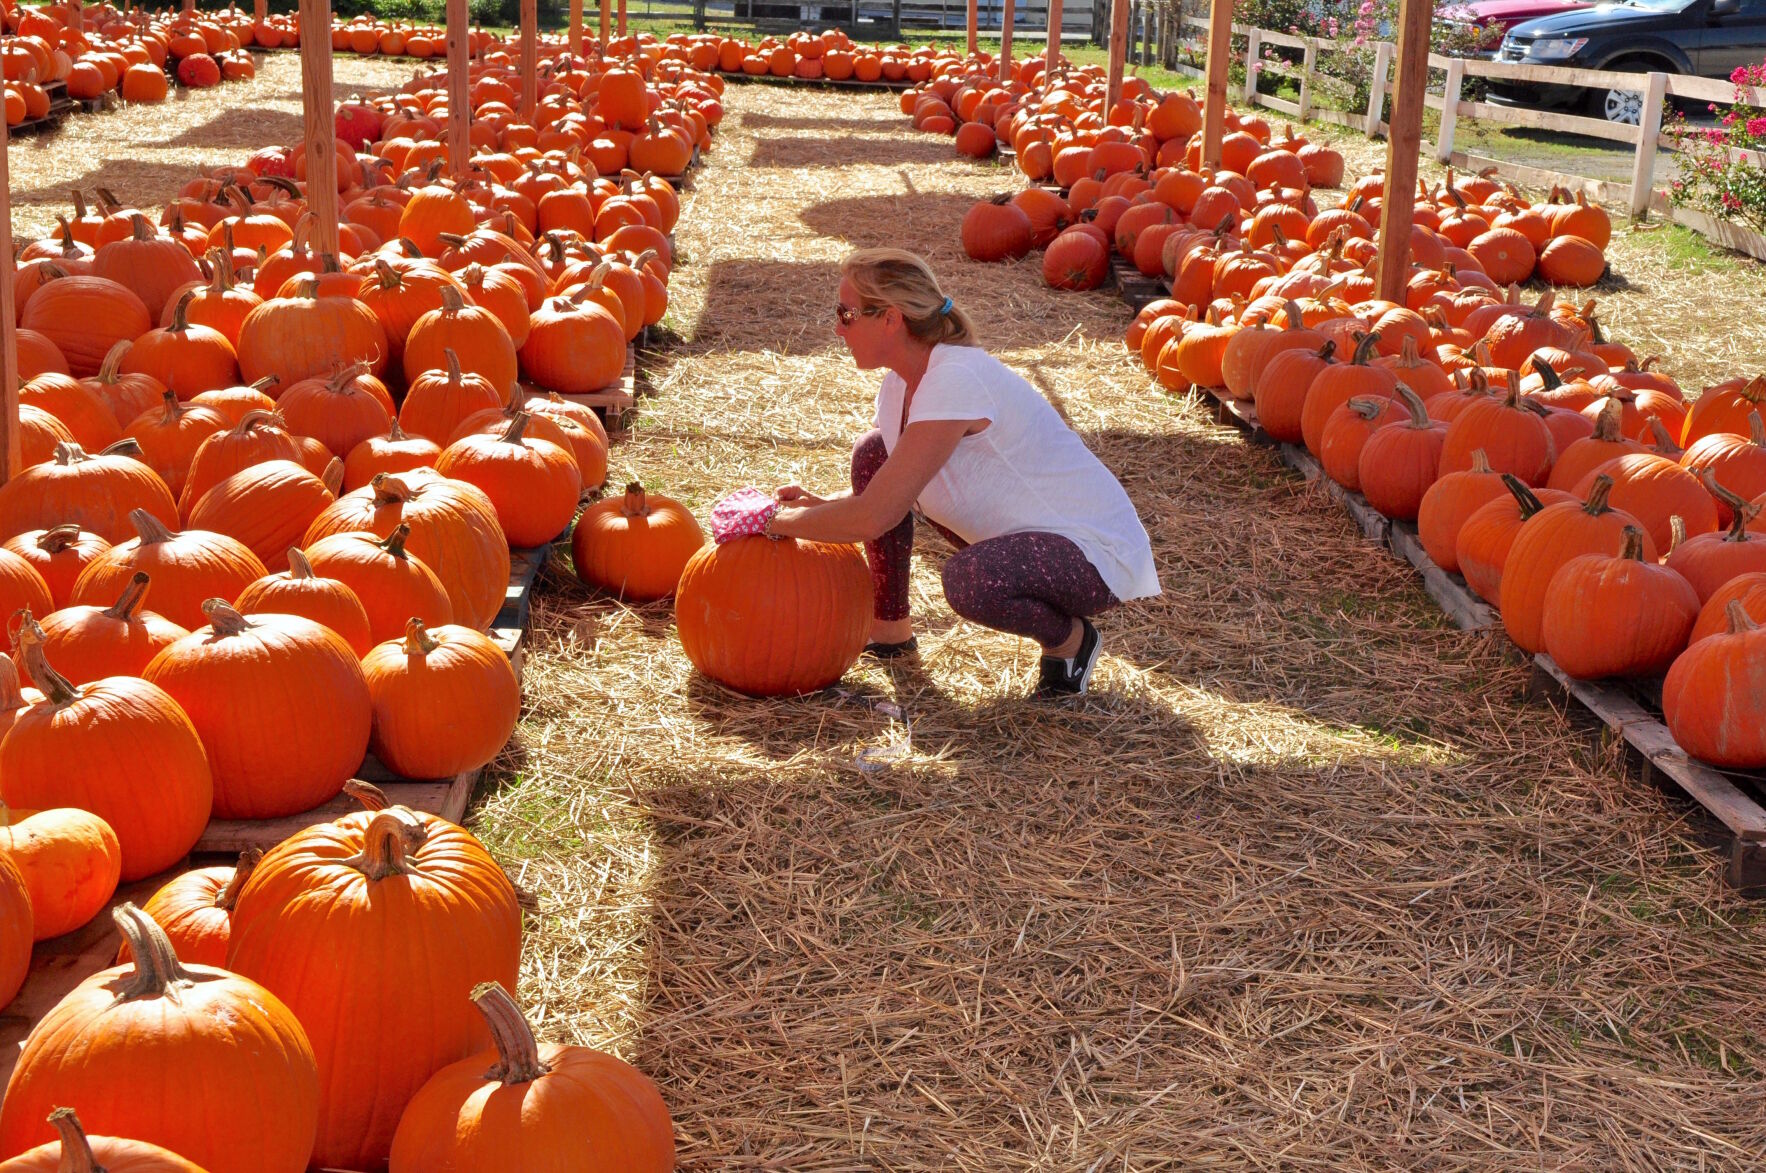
[253,0,265,24]
[1435,55,1464,164]
[0,114,18,484]
[1104,0,1129,113]
[570,0,583,56]
[1374,0,1432,303]
[298,0,340,258]
[447,0,470,175]
[1630,71,1668,219]
[520,0,537,123]
[967,0,977,57]
[600,0,610,55]
[1200,0,1232,168]
[999,0,1014,84]
[1045,0,1062,75]
[617,0,627,37]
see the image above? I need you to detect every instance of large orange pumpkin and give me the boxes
[301,524,454,645]
[226,806,522,1172]
[70,509,267,630]
[675,535,870,697]
[0,440,178,545]
[0,906,318,1172]
[388,982,674,1172]
[1663,600,1766,767]
[361,619,520,779]
[235,548,374,657]
[433,413,581,548]
[26,571,189,686]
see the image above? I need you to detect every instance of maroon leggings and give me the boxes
[852,430,1119,648]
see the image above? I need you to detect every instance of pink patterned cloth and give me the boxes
[710,487,779,544]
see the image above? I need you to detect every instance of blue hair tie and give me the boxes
[940,298,953,316]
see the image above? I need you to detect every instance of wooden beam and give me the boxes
[447,0,470,175]
[0,112,17,484]
[1375,0,1432,303]
[569,0,583,56]
[298,0,340,258]
[998,0,1014,84]
[600,0,610,55]
[520,0,537,123]
[967,0,977,57]
[1045,0,1062,77]
[617,0,627,36]
[1104,0,1129,113]
[1200,0,1232,168]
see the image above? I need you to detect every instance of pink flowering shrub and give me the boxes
[1665,61,1766,230]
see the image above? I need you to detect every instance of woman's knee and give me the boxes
[851,429,888,493]
[939,551,989,620]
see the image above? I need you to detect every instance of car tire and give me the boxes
[1587,63,1672,126]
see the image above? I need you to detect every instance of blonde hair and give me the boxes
[840,248,976,348]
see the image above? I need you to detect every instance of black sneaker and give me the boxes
[863,636,918,660]
[1033,618,1101,698]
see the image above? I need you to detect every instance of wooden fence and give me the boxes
[1170,16,1766,261]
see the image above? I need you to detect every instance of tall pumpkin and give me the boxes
[1455,476,1577,604]
[0,906,318,1173]
[388,982,674,1172]
[226,806,522,1172]
[1663,601,1766,768]
[403,284,519,402]
[143,602,371,820]
[302,470,509,629]
[2,621,212,882]
[361,619,520,779]
[676,535,870,697]
[234,278,389,397]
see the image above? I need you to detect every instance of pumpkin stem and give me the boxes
[403,617,441,656]
[1501,473,1546,520]
[622,481,648,518]
[1727,598,1758,634]
[498,412,532,446]
[370,472,417,505]
[1349,331,1381,366]
[1582,474,1615,515]
[127,508,175,547]
[285,547,316,580]
[200,598,253,636]
[46,1108,105,1173]
[342,779,391,811]
[168,289,197,333]
[471,981,553,1085]
[0,650,27,718]
[341,808,426,881]
[1346,397,1386,423]
[1394,383,1430,427]
[214,848,263,913]
[437,284,467,313]
[102,572,153,623]
[36,523,84,554]
[1616,525,1646,563]
[100,439,145,461]
[96,339,131,385]
[110,903,198,1003]
[1751,410,1765,449]
[443,348,464,385]
[1645,416,1681,457]
[378,522,415,560]
[386,417,409,442]
[1697,470,1761,540]
[1469,448,1493,475]
[1531,356,1562,391]
[1591,397,1623,441]
[1669,514,1688,554]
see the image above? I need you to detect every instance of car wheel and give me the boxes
[1600,86,1644,126]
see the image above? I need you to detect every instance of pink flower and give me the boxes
[1747,116,1766,137]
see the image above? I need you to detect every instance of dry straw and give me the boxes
[471,83,1766,1169]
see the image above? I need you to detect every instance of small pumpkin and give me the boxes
[0,1106,211,1172]
[118,850,261,970]
[1663,600,1766,768]
[1,525,110,609]
[342,419,441,492]
[0,803,122,941]
[27,572,189,686]
[235,548,374,657]
[302,524,454,645]
[70,509,267,630]
[434,413,582,548]
[571,481,706,602]
[361,619,520,779]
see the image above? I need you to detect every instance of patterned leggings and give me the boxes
[852,430,1120,648]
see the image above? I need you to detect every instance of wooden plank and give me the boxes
[530,344,638,432]
[570,0,584,55]
[298,0,340,257]
[1045,0,1062,73]
[1364,40,1393,136]
[0,875,167,1089]
[1108,254,1164,312]
[1457,56,1661,92]
[1448,150,1631,207]
[1253,93,1300,117]
[1387,521,1496,632]
[1454,98,1639,145]
[519,0,538,123]
[1435,55,1464,164]
[1375,0,1431,303]
[447,0,470,175]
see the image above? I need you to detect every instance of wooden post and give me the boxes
[0,113,18,484]
[1297,37,1315,120]
[520,0,537,122]
[1363,39,1393,137]
[298,0,339,257]
[1045,0,1062,75]
[1104,0,1129,112]
[570,0,583,55]
[600,0,610,54]
[253,0,265,23]
[967,0,977,56]
[999,0,1014,83]
[1435,55,1464,164]
[1241,25,1259,103]
[617,0,627,35]
[70,0,83,33]
[1374,0,1432,303]
[1630,71,1669,220]
[1200,0,1232,168]
[447,0,470,174]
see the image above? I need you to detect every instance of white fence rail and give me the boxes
[1169,16,1766,258]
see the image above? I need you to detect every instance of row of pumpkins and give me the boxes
[950,78,1614,295]
[0,32,761,1173]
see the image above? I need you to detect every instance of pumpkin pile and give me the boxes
[5,2,264,112]
[0,793,675,1169]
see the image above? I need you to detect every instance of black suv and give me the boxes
[1491,0,1766,124]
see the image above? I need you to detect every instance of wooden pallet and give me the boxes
[1110,254,1166,313]
[1196,382,1766,890]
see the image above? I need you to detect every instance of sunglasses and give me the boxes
[835,302,885,327]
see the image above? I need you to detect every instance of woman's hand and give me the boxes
[774,485,829,507]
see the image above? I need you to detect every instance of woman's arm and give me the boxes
[769,418,976,543]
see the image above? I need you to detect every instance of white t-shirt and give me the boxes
[875,344,1161,602]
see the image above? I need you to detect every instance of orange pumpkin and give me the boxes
[0,804,121,941]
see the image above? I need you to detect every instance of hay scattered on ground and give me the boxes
[7,52,414,241]
[476,83,1766,1169]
